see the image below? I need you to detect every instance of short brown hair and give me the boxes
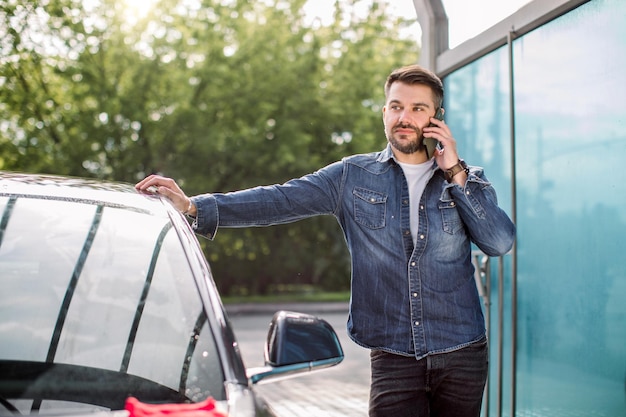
[384,65,444,109]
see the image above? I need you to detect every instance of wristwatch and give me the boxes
[443,159,469,182]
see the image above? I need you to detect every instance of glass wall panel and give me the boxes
[444,46,515,416]
[444,47,512,214]
[444,1,626,415]
[512,0,626,415]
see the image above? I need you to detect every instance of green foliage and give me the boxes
[0,0,420,295]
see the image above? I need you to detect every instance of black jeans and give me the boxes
[369,338,488,417]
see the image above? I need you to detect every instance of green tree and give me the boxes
[0,0,420,295]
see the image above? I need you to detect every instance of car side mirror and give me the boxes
[247,311,344,384]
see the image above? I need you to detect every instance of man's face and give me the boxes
[383,82,437,156]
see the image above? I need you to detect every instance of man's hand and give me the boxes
[423,117,467,185]
[135,175,196,216]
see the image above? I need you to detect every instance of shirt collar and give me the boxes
[377,144,395,164]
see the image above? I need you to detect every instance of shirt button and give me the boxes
[466,190,471,195]
[450,202,455,207]
[404,230,411,236]
[414,321,420,326]
[411,262,416,267]
[403,199,409,205]
[412,292,418,297]
[370,198,376,202]
[419,234,425,240]
[420,205,424,210]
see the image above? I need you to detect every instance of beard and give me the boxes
[386,123,427,155]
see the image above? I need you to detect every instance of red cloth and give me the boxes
[125,397,227,417]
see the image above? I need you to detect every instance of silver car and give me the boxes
[0,172,343,417]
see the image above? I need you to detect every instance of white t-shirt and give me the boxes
[397,161,435,245]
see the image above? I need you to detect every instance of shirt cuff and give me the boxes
[190,194,219,239]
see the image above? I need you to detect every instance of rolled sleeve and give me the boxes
[190,194,219,239]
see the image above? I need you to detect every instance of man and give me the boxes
[136,64,516,417]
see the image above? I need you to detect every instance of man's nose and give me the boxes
[398,110,411,124]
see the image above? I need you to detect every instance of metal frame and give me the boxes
[412,0,448,70]
[414,0,591,75]
[506,31,518,417]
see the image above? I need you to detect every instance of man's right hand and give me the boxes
[135,175,196,216]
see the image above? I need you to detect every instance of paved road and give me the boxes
[228,304,370,416]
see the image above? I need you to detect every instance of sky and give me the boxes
[303,0,533,49]
[115,0,533,50]
[117,0,532,49]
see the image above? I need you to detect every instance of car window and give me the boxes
[0,195,225,414]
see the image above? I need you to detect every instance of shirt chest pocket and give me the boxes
[353,187,387,229]
[438,199,464,234]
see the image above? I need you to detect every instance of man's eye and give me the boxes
[390,105,401,111]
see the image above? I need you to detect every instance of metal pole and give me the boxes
[484,256,491,417]
[507,29,519,417]
[413,0,448,71]
[497,256,504,417]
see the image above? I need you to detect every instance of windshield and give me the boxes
[0,195,225,415]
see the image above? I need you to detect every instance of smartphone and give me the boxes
[424,108,444,159]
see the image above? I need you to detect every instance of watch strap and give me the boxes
[444,159,468,182]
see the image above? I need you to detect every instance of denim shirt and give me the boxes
[191,145,516,359]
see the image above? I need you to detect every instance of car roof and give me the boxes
[0,171,167,216]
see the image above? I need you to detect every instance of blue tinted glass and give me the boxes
[513,0,626,415]
[444,47,512,214]
[446,0,626,415]
[444,46,516,415]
